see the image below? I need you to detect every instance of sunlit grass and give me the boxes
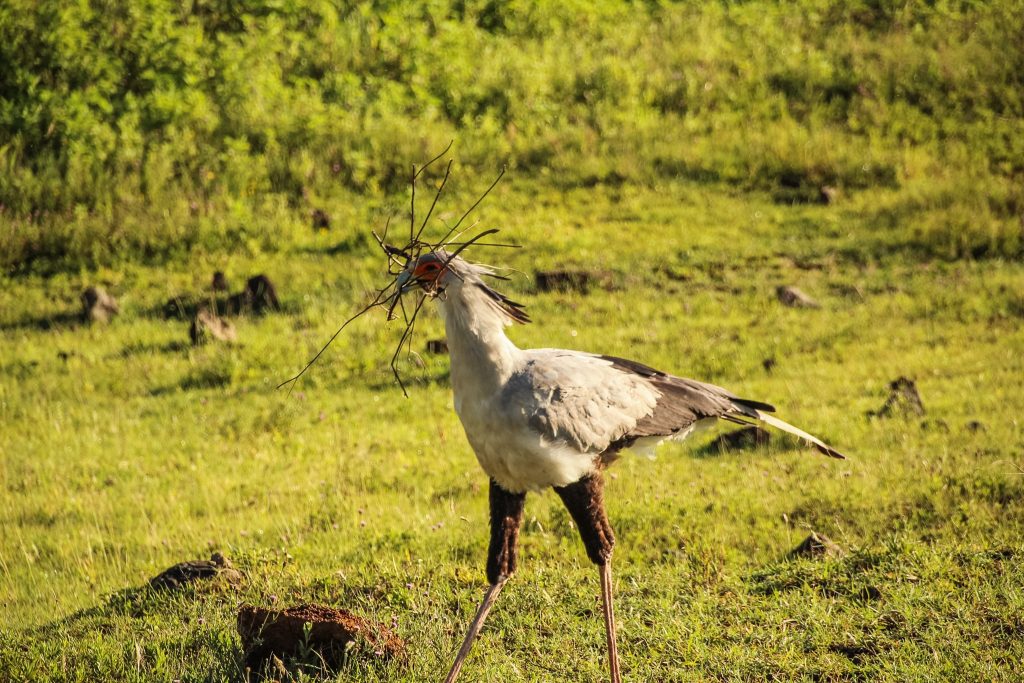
[2,179,1023,681]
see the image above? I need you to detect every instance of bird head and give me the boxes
[396,249,456,297]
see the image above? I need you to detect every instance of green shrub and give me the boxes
[0,0,1021,271]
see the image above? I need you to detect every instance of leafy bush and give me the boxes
[0,0,1021,271]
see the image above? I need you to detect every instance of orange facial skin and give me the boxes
[409,254,448,294]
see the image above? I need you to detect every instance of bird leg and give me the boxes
[444,480,526,683]
[555,472,621,683]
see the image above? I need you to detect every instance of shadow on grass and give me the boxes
[689,427,808,459]
[0,310,84,333]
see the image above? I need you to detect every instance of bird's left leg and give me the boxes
[555,472,621,683]
[444,479,526,683]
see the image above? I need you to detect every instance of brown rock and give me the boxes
[869,376,925,418]
[150,552,243,590]
[189,307,237,345]
[789,532,844,559]
[81,286,119,323]
[776,285,820,309]
[237,603,405,673]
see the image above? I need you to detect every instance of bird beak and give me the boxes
[396,269,416,294]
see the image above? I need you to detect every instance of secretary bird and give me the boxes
[385,248,846,683]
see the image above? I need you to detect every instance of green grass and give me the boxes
[2,178,1023,681]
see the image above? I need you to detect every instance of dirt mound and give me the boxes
[789,532,844,559]
[776,285,820,309]
[81,286,119,323]
[237,603,405,673]
[870,376,925,417]
[189,307,237,345]
[150,552,243,590]
[536,269,609,294]
[227,274,281,315]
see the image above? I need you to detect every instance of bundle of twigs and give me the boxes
[279,143,517,396]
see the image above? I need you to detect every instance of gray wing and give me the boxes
[498,350,772,455]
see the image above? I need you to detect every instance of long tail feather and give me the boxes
[752,411,846,459]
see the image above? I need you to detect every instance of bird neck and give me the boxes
[438,281,520,390]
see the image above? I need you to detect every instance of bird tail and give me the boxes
[751,410,846,459]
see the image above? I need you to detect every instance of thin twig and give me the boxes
[389,293,427,397]
[415,160,453,244]
[277,282,397,393]
[436,166,506,247]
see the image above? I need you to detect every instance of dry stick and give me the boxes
[442,242,522,249]
[442,228,502,267]
[436,166,506,248]
[276,282,398,394]
[388,293,428,397]
[414,159,453,244]
[409,141,454,242]
[409,162,417,243]
[414,140,454,180]
[372,219,411,276]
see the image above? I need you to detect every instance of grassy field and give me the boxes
[2,175,1023,681]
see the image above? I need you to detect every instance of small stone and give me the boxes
[81,286,119,323]
[776,285,820,309]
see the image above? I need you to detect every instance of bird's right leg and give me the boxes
[555,472,621,683]
[443,479,526,683]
